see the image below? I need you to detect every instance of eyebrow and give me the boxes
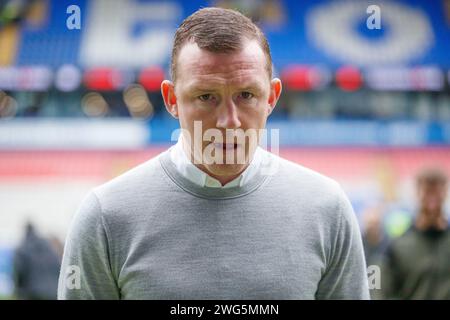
[186,81,264,93]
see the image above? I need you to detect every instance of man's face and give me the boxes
[417,182,448,215]
[162,40,281,179]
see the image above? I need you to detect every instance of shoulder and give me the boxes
[266,151,347,204]
[265,150,356,225]
[387,227,419,254]
[68,150,172,229]
[96,151,165,192]
[266,151,340,189]
[92,150,170,210]
[68,151,171,240]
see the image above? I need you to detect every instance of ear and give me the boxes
[161,80,178,119]
[267,78,282,116]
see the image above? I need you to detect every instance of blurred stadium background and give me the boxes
[0,0,450,299]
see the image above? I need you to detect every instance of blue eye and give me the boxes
[240,92,254,99]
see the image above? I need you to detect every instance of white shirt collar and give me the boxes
[170,135,262,189]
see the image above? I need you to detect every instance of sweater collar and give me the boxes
[159,146,272,200]
[169,135,263,189]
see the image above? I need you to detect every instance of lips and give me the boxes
[213,142,239,150]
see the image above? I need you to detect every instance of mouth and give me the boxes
[213,142,239,151]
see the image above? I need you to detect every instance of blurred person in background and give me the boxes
[381,168,450,299]
[13,222,61,300]
[361,204,389,299]
[0,0,37,26]
[362,204,389,266]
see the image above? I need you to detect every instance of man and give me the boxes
[58,7,369,299]
[382,168,450,299]
[14,222,61,300]
[361,205,389,300]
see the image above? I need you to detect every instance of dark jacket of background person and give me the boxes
[381,226,450,299]
[13,224,61,300]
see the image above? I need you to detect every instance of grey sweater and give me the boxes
[58,148,369,299]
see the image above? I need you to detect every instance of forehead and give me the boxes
[176,40,268,87]
[419,181,447,191]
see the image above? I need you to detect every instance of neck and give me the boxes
[160,149,269,200]
[415,210,447,231]
[180,136,251,186]
[366,230,381,246]
[197,164,249,186]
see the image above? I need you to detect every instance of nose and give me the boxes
[216,98,241,129]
